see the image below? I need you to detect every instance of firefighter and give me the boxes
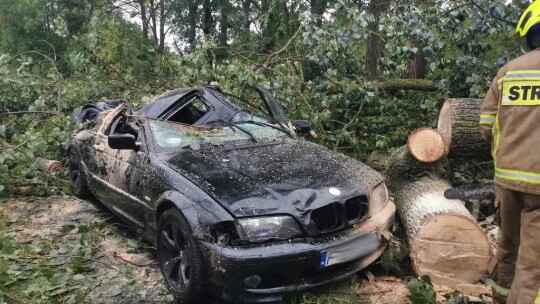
[479,1,540,303]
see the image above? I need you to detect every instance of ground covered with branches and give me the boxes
[0,196,421,303]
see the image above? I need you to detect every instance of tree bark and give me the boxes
[139,0,149,39]
[324,74,437,93]
[187,2,197,48]
[202,0,214,35]
[33,157,63,173]
[219,5,228,47]
[310,0,327,27]
[159,0,165,52]
[242,0,252,29]
[377,79,436,91]
[365,0,389,77]
[149,0,159,45]
[405,54,427,79]
[437,98,491,159]
[386,146,494,288]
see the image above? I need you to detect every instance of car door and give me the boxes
[101,117,151,229]
[85,107,146,229]
[80,104,126,199]
[110,130,152,229]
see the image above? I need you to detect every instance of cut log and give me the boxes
[437,98,491,158]
[407,128,447,163]
[386,146,494,288]
[33,157,63,173]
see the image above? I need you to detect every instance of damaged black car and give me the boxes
[68,85,396,303]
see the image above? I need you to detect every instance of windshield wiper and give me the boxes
[243,120,295,139]
[216,119,258,143]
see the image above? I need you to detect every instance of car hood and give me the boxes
[163,139,383,219]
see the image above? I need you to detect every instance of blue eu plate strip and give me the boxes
[320,251,328,269]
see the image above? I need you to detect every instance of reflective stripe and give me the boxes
[493,283,510,297]
[492,115,500,162]
[504,73,540,78]
[498,77,504,90]
[480,114,495,125]
[485,278,510,297]
[535,287,540,304]
[505,69,540,76]
[495,167,540,184]
[499,71,540,89]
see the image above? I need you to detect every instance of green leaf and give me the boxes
[126,239,139,249]
[406,275,436,304]
[0,125,5,138]
[61,224,76,233]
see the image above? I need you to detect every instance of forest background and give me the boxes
[0,0,528,197]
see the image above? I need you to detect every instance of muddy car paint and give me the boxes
[69,86,396,303]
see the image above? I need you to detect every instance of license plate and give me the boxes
[319,234,380,269]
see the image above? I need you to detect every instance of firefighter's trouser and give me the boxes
[492,186,540,304]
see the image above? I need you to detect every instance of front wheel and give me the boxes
[157,208,205,303]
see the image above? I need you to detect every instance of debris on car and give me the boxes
[68,85,396,303]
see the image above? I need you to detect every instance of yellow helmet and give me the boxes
[516,0,540,37]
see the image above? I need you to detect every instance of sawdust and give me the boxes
[357,277,411,304]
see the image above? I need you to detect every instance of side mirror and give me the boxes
[292,120,311,134]
[108,134,138,150]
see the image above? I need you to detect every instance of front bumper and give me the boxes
[199,200,396,303]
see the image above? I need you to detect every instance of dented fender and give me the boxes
[154,190,235,242]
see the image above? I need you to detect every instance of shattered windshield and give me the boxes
[149,120,288,150]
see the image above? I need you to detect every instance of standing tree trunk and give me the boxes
[365,0,389,77]
[219,7,228,47]
[310,0,327,27]
[139,0,149,39]
[242,0,252,30]
[202,0,214,36]
[187,3,197,48]
[405,0,432,79]
[149,0,159,46]
[158,0,165,52]
[260,0,276,52]
[406,54,427,79]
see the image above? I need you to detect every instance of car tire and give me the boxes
[68,147,91,198]
[157,208,205,303]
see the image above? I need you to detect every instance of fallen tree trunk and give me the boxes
[33,157,63,173]
[437,98,490,158]
[377,79,436,92]
[407,128,447,163]
[386,147,494,288]
[323,73,437,93]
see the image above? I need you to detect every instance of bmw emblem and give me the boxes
[329,187,341,196]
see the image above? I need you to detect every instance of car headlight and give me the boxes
[369,183,389,215]
[236,216,303,242]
